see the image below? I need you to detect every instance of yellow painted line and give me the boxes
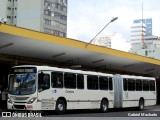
[0,24,160,65]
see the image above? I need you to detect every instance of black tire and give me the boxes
[100,100,108,112]
[138,99,144,111]
[55,100,66,114]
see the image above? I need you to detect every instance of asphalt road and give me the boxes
[42,107,160,117]
[1,106,160,120]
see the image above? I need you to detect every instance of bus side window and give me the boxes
[99,76,108,90]
[150,81,155,91]
[64,73,76,89]
[109,77,113,90]
[38,73,50,91]
[87,75,98,90]
[123,79,127,91]
[77,74,84,89]
[128,79,135,91]
[143,80,149,91]
[136,80,142,91]
[51,72,63,88]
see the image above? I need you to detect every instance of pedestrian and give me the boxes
[2,88,8,111]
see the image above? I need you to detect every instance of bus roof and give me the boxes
[12,65,155,80]
[120,74,155,80]
[12,65,113,77]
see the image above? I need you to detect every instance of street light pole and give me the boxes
[86,17,118,48]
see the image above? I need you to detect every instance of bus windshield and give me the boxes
[8,73,36,95]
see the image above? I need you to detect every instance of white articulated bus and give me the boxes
[7,65,157,114]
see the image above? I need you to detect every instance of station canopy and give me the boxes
[0,24,160,77]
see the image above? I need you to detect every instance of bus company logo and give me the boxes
[52,89,57,94]
[65,90,74,93]
[2,112,42,117]
[2,112,11,117]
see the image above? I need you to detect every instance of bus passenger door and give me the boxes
[113,75,123,108]
[37,71,54,110]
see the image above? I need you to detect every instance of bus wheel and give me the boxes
[100,100,108,112]
[56,100,66,114]
[138,99,144,110]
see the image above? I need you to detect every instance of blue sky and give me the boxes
[67,0,160,51]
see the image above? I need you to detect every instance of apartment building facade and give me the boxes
[0,0,67,37]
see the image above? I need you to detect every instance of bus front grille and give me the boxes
[14,105,26,109]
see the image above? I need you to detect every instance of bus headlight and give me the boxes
[8,98,12,104]
[27,97,37,104]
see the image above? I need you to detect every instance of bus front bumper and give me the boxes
[7,102,37,111]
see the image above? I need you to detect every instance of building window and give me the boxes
[52,3,56,8]
[56,22,60,27]
[53,30,60,36]
[7,7,11,10]
[7,16,11,19]
[44,10,51,16]
[44,28,51,34]
[59,32,63,37]
[58,32,66,37]
[60,5,63,11]
[51,20,56,26]
[55,3,59,9]
[44,19,51,25]
[63,6,67,12]
[60,23,66,29]
[51,11,54,17]
[145,51,148,56]
[50,29,54,34]
[53,12,67,21]
[60,15,67,21]
[54,12,60,18]
[44,0,50,6]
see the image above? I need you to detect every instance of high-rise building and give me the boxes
[0,0,67,37]
[133,18,152,36]
[131,18,152,44]
[131,22,146,45]
[130,18,160,59]
[92,35,112,48]
[91,33,118,48]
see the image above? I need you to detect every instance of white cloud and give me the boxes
[111,33,131,52]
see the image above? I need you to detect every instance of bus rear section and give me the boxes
[113,74,157,110]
